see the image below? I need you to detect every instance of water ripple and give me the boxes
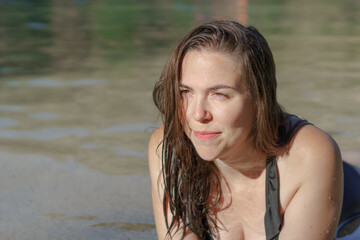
[111,147,147,158]
[0,105,28,112]
[334,117,360,124]
[27,78,63,87]
[0,118,19,128]
[0,128,89,140]
[71,79,108,86]
[90,222,155,232]
[6,78,108,87]
[81,143,105,149]
[29,112,58,120]
[99,122,160,134]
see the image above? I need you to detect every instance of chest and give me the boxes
[211,181,267,240]
[210,162,299,239]
[209,154,303,239]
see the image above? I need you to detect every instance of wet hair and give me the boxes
[152,20,284,239]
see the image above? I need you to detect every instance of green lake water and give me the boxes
[0,0,359,239]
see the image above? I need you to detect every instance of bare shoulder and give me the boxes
[148,126,197,240]
[149,124,164,148]
[148,124,164,157]
[279,123,343,204]
[287,124,342,179]
[148,124,164,179]
[278,124,344,239]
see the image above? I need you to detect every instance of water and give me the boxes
[0,0,359,239]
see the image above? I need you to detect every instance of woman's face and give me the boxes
[180,49,255,161]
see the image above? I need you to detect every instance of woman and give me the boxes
[148,20,356,239]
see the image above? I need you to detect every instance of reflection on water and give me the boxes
[0,118,19,128]
[334,117,360,124]
[6,78,108,87]
[69,215,99,221]
[45,213,67,219]
[111,146,147,158]
[45,213,99,221]
[0,127,89,140]
[99,122,161,134]
[91,222,155,232]
[70,79,108,86]
[81,143,105,149]
[0,0,359,239]
[29,112,58,120]
[24,78,63,87]
[0,105,28,111]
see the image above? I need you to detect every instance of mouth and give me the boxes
[193,131,221,140]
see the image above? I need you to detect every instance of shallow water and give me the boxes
[0,0,359,239]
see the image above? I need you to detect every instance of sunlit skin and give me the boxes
[180,49,266,171]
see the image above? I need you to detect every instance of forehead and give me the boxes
[180,50,242,88]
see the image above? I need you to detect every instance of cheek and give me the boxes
[217,103,254,131]
[235,98,254,124]
[220,104,246,123]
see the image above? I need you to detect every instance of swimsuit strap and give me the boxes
[264,156,281,240]
[277,114,311,147]
[265,114,312,240]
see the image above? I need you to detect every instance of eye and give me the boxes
[180,89,191,98]
[213,92,229,99]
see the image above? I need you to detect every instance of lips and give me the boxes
[193,131,221,140]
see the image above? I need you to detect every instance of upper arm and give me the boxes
[279,125,343,240]
[149,126,197,240]
[148,125,169,239]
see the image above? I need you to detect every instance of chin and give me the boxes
[195,149,219,161]
[199,156,217,161]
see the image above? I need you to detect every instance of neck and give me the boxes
[215,149,267,181]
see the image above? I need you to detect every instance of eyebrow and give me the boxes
[179,83,237,91]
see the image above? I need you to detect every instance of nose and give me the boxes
[192,98,212,123]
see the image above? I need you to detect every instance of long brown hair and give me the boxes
[153,20,284,239]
